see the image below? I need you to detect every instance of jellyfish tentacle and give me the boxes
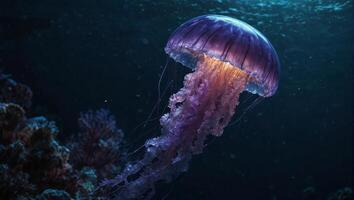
[97,56,249,200]
[97,14,279,200]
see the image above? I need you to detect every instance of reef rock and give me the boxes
[0,103,77,199]
[0,72,33,110]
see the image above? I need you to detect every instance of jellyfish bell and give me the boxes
[165,14,280,97]
[99,15,280,199]
[161,14,280,139]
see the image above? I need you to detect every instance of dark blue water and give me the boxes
[0,0,352,199]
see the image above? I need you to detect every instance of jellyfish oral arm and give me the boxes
[98,55,249,199]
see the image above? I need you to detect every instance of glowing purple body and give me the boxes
[165,15,280,97]
[99,15,280,200]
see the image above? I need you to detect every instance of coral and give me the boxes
[327,187,352,200]
[75,167,98,199]
[302,186,317,200]
[69,109,125,179]
[36,189,72,200]
[0,164,36,197]
[24,117,78,194]
[0,72,33,110]
[15,189,72,200]
[0,103,77,199]
[0,72,127,199]
[0,103,26,143]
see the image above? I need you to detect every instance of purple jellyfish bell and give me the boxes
[98,15,280,200]
[165,15,280,97]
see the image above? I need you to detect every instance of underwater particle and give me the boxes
[98,15,280,199]
[141,38,149,45]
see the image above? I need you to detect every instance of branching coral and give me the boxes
[69,109,125,179]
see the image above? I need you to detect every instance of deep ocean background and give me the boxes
[0,0,352,199]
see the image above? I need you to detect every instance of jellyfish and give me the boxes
[98,15,280,199]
